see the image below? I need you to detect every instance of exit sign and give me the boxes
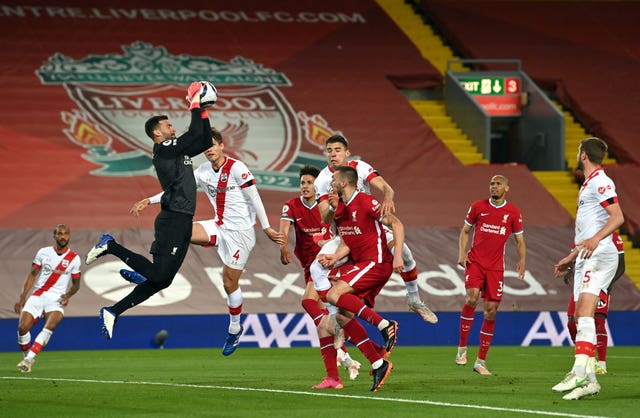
[458,76,522,116]
[459,77,520,95]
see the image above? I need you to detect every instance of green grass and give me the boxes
[1,346,639,417]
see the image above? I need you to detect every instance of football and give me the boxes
[199,81,218,108]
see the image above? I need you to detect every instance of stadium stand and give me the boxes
[417,0,640,247]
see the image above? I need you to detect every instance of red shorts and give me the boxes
[567,291,610,318]
[336,260,392,308]
[464,262,504,302]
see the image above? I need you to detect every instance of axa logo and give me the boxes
[36,42,341,191]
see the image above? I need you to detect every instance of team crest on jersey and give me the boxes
[221,173,228,182]
[502,214,510,223]
[36,42,339,191]
[61,260,69,268]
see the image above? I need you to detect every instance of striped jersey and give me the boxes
[31,246,81,297]
[576,168,618,244]
[194,156,257,230]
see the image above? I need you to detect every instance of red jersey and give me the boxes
[333,191,391,264]
[281,197,331,268]
[464,199,523,271]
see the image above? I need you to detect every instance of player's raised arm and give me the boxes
[369,175,396,216]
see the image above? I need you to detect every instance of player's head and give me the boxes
[204,127,225,163]
[144,115,174,142]
[299,165,320,200]
[53,224,70,249]
[325,135,350,169]
[489,174,509,202]
[578,137,607,169]
[331,165,358,197]
[211,127,223,145]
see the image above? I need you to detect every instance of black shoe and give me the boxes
[381,320,398,353]
[371,360,393,392]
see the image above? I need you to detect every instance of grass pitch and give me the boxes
[1,346,639,417]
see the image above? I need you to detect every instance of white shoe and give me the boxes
[455,349,467,365]
[17,358,34,373]
[347,360,361,380]
[408,300,438,324]
[100,307,117,339]
[563,381,601,400]
[86,234,114,265]
[473,361,492,375]
[552,372,589,392]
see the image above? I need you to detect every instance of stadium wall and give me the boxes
[1,311,639,352]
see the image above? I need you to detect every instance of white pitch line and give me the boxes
[0,376,612,418]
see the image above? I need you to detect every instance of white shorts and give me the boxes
[22,293,64,317]
[573,241,619,300]
[197,220,256,269]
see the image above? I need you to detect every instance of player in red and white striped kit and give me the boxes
[14,224,81,373]
[311,135,437,324]
[553,137,624,400]
[565,232,625,375]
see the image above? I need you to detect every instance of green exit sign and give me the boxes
[459,78,504,95]
[458,77,521,95]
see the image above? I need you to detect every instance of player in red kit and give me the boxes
[279,165,361,389]
[319,166,404,392]
[456,174,526,375]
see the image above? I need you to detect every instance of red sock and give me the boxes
[336,293,383,327]
[595,316,607,362]
[458,304,475,347]
[567,317,577,344]
[477,319,495,361]
[30,342,43,355]
[19,343,31,353]
[301,299,325,327]
[400,267,418,282]
[575,341,596,356]
[319,336,340,380]
[342,318,382,364]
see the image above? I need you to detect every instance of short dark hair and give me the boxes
[211,127,222,144]
[54,224,69,234]
[299,165,320,179]
[334,165,357,186]
[580,137,608,165]
[144,115,169,139]
[326,134,349,149]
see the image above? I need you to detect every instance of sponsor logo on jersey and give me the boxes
[36,42,337,190]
